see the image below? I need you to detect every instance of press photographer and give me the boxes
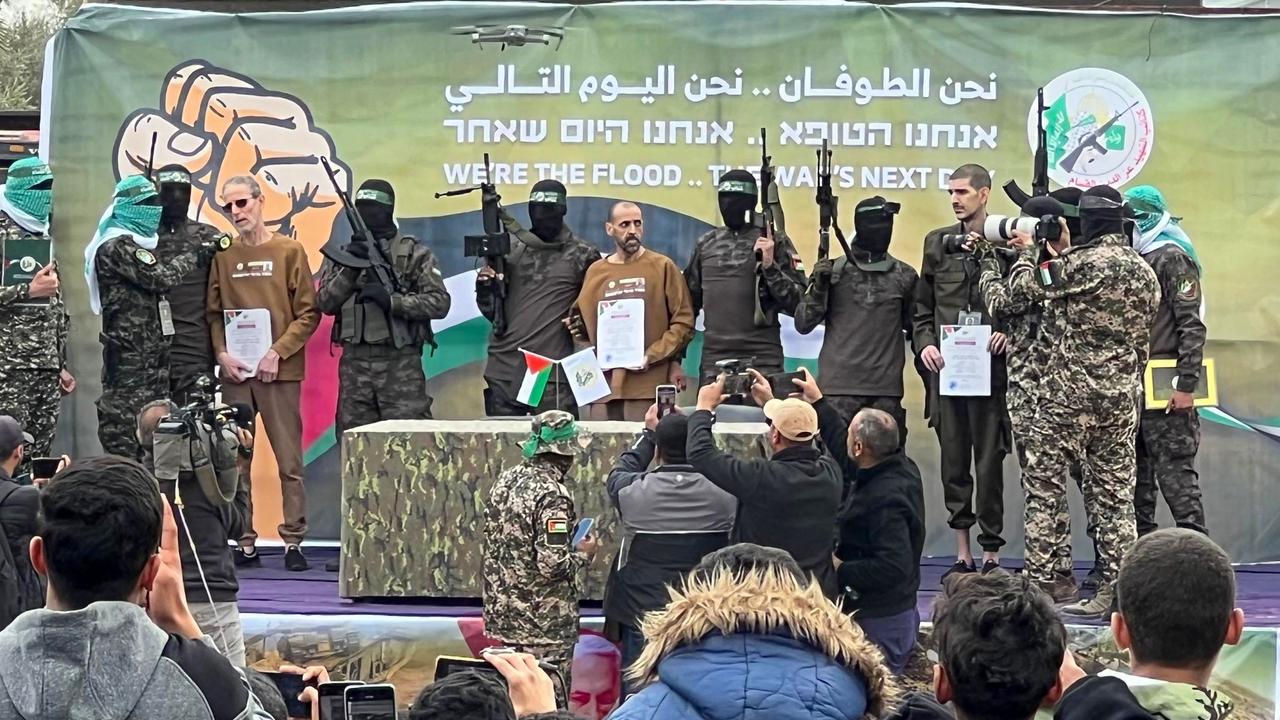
[137,378,254,664]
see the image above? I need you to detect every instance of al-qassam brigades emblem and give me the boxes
[1029,68,1154,189]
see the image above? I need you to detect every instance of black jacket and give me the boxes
[686,409,843,598]
[603,431,736,627]
[0,469,42,627]
[158,470,249,603]
[815,399,925,617]
[885,677,1154,720]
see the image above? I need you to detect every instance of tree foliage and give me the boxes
[0,0,84,110]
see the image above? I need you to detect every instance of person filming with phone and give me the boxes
[604,401,736,694]
[482,410,597,695]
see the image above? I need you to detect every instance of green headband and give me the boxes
[521,422,579,459]
[157,169,191,184]
[718,180,756,195]
[355,188,394,206]
[530,190,566,204]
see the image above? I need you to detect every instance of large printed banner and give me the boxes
[48,2,1280,558]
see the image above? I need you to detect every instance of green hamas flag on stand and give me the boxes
[517,349,556,407]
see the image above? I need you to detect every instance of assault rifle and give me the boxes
[1003,87,1049,206]
[815,138,852,261]
[435,153,511,336]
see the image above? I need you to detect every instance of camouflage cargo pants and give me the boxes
[1135,408,1205,536]
[97,361,168,460]
[510,641,575,705]
[1021,404,1139,591]
[0,368,61,477]
[823,395,908,448]
[336,344,433,436]
[1008,381,1093,576]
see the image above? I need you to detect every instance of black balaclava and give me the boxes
[528,179,568,242]
[852,195,898,257]
[717,170,758,231]
[156,164,192,229]
[354,179,397,240]
[1079,185,1125,245]
[1048,187,1083,239]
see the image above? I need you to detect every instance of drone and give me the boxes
[450,24,565,51]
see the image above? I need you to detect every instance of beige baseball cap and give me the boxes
[762,398,818,442]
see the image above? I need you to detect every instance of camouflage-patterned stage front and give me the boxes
[338,418,770,599]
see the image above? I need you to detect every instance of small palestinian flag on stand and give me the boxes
[517,349,556,407]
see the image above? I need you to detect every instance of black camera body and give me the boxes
[464,233,511,258]
[941,233,970,254]
[1034,214,1062,243]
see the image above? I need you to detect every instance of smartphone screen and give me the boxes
[346,685,396,720]
[260,671,310,719]
[31,457,62,480]
[656,384,677,418]
[572,517,595,547]
[318,681,363,720]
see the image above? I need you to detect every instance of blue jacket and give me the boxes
[610,632,870,720]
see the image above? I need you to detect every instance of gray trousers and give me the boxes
[191,601,246,666]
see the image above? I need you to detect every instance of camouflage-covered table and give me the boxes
[339,419,769,599]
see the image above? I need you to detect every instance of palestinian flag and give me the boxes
[517,349,556,407]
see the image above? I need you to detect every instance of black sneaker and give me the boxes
[941,560,977,582]
[233,546,261,568]
[1081,564,1103,592]
[284,544,309,572]
[981,560,1001,574]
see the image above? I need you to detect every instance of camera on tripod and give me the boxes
[152,376,248,504]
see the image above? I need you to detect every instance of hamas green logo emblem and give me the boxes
[1031,67,1154,189]
[217,233,233,250]
[135,248,156,265]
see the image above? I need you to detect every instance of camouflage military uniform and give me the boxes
[95,236,212,458]
[0,213,69,465]
[977,253,1089,580]
[793,254,916,445]
[1010,235,1159,596]
[481,209,599,417]
[1135,244,1207,536]
[685,226,806,380]
[155,219,224,402]
[482,411,587,689]
[316,236,451,434]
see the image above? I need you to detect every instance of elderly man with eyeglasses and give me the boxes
[206,174,319,571]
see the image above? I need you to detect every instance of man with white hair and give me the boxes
[206,175,318,571]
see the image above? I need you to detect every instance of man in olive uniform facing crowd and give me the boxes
[685,171,806,383]
[794,195,916,445]
[478,181,600,417]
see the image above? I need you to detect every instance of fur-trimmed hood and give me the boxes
[621,564,897,720]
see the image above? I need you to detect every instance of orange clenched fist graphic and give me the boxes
[112,60,350,267]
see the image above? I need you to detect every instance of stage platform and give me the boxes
[237,548,1280,720]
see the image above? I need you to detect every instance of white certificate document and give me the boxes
[596,298,646,370]
[562,347,612,406]
[939,324,992,397]
[224,309,273,378]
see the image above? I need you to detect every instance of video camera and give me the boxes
[152,376,252,505]
[942,212,1062,255]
